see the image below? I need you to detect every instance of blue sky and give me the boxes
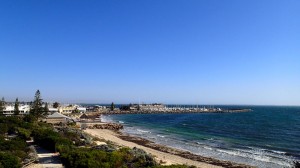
[0,0,299,105]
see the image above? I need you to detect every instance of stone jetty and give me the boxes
[99,108,252,115]
[86,123,123,130]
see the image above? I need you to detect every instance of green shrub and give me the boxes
[60,147,157,168]
[0,124,8,135]
[0,138,26,151]
[0,152,21,168]
[16,127,31,140]
[155,165,196,168]
[32,127,72,151]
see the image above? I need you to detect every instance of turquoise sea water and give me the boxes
[101,106,300,168]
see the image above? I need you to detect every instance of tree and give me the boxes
[30,90,44,118]
[44,102,49,115]
[0,97,5,115]
[120,105,130,111]
[137,105,141,111]
[1,97,5,105]
[14,98,20,115]
[53,102,60,108]
[72,108,80,113]
[0,123,8,135]
[110,102,115,111]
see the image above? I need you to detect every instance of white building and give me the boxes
[3,105,30,115]
[48,107,59,113]
[58,104,86,114]
[77,107,86,113]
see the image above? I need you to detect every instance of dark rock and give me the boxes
[88,123,123,130]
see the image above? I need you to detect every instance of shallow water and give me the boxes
[102,106,300,168]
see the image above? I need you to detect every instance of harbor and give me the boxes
[86,103,252,114]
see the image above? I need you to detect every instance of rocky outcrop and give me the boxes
[88,123,123,130]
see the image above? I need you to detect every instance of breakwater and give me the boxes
[99,108,252,114]
[79,122,123,130]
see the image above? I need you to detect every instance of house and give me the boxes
[79,114,100,121]
[3,105,30,116]
[45,112,73,124]
[86,105,107,112]
[48,107,59,113]
[58,106,75,114]
[58,105,87,114]
[77,107,87,113]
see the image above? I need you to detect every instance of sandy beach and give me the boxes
[85,129,222,168]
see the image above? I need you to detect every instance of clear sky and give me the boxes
[0,0,299,105]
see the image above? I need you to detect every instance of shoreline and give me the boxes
[84,128,254,168]
[117,133,253,168]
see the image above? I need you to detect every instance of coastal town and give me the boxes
[0,91,256,168]
[1,101,251,116]
[0,99,252,130]
[1,91,296,168]
[1,0,299,167]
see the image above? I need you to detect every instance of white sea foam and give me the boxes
[105,116,296,168]
[137,129,151,133]
[157,134,165,138]
[215,147,294,167]
[203,146,213,150]
[100,115,114,123]
[270,150,286,154]
[125,129,295,168]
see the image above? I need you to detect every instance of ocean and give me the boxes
[101,105,300,168]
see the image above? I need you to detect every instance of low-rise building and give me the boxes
[48,107,59,113]
[58,105,86,114]
[58,106,75,114]
[77,107,86,113]
[3,105,30,116]
[45,112,73,124]
[86,105,107,112]
[79,114,100,121]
